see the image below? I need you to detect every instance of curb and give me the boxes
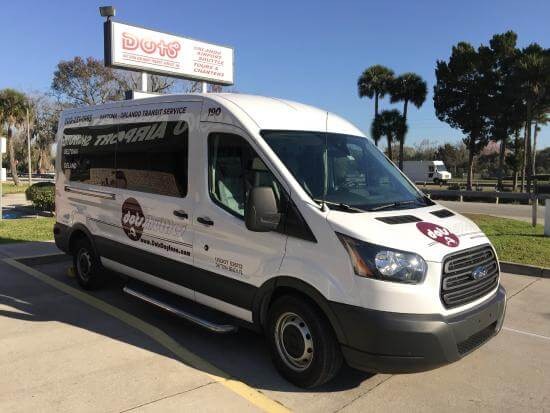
[500,261,550,278]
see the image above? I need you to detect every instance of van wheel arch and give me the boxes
[68,225,99,257]
[254,277,347,346]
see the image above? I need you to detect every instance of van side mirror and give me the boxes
[245,187,281,232]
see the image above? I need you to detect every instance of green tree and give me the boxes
[29,94,65,173]
[52,56,124,105]
[434,42,491,190]
[0,89,31,185]
[435,143,468,175]
[358,65,394,146]
[532,111,548,174]
[507,129,524,191]
[371,109,407,161]
[480,32,525,190]
[517,44,550,192]
[389,73,427,170]
[535,147,550,174]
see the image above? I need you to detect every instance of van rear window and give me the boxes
[62,120,188,197]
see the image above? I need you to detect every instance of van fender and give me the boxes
[67,223,100,257]
[253,276,348,346]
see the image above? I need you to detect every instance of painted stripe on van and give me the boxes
[88,217,193,248]
[95,236,258,311]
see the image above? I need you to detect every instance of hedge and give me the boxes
[25,182,55,212]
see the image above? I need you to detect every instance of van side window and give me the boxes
[115,121,188,197]
[62,121,188,197]
[208,133,280,217]
[62,125,117,187]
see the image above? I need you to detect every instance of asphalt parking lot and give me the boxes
[0,249,549,412]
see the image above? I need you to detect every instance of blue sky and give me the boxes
[1,0,548,148]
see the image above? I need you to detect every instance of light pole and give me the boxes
[27,107,32,185]
[0,136,5,220]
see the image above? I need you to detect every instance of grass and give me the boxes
[465,214,550,268]
[0,213,547,268]
[1,182,30,195]
[0,217,55,244]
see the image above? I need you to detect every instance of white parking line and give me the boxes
[503,327,550,342]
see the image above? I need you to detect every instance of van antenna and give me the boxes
[321,111,329,212]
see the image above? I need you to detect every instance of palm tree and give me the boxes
[371,109,407,161]
[0,89,30,185]
[532,110,549,173]
[389,73,427,170]
[358,65,394,146]
[517,44,550,193]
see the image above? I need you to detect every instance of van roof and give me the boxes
[61,93,365,137]
[208,94,364,135]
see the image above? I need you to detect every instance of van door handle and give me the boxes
[197,216,214,226]
[173,209,188,219]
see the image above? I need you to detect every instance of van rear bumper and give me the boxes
[332,285,506,374]
[53,222,70,254]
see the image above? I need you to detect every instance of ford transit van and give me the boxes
[54,93,506,388]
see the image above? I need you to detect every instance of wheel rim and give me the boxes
[274,312,314,371]
[77,249,92,281]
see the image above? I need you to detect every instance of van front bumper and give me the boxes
[331,285,506,373]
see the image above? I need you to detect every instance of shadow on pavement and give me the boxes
[0,254,374,393]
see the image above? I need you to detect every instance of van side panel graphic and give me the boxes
[121,198,145,241]
[416,222,459,248]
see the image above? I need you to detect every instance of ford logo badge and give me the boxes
[471,266,488,280]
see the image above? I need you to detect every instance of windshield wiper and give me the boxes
[313,199,365,213]
[368,200,421,212]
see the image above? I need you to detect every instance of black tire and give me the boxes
[266,294,343,388]
[72,237,106,290]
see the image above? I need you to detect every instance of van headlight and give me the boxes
[336,233,427,284]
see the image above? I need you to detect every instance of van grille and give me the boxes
[441,245,499,308]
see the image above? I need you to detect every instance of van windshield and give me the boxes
[261,131,430,212]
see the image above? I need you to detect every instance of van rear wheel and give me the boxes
[267,295,342,388]
[73,237,106,290]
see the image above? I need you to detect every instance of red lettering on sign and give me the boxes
[122,32,138,50]
[121,32,181,59]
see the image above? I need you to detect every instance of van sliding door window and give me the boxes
[61,121,188,197]
[114,121,188,197]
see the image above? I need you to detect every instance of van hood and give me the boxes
[326,205,490,262]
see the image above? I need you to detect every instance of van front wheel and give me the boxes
[267,295,342,388]
[73,237,106,290]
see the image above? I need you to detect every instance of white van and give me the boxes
[54,93,506,388]
[403,160,452,184]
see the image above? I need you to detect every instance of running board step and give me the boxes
[123,280,237,334]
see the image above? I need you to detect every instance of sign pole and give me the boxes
[141,72,148,92]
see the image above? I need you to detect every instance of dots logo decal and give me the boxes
[416,222,459,248]
[121,198,145,241]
